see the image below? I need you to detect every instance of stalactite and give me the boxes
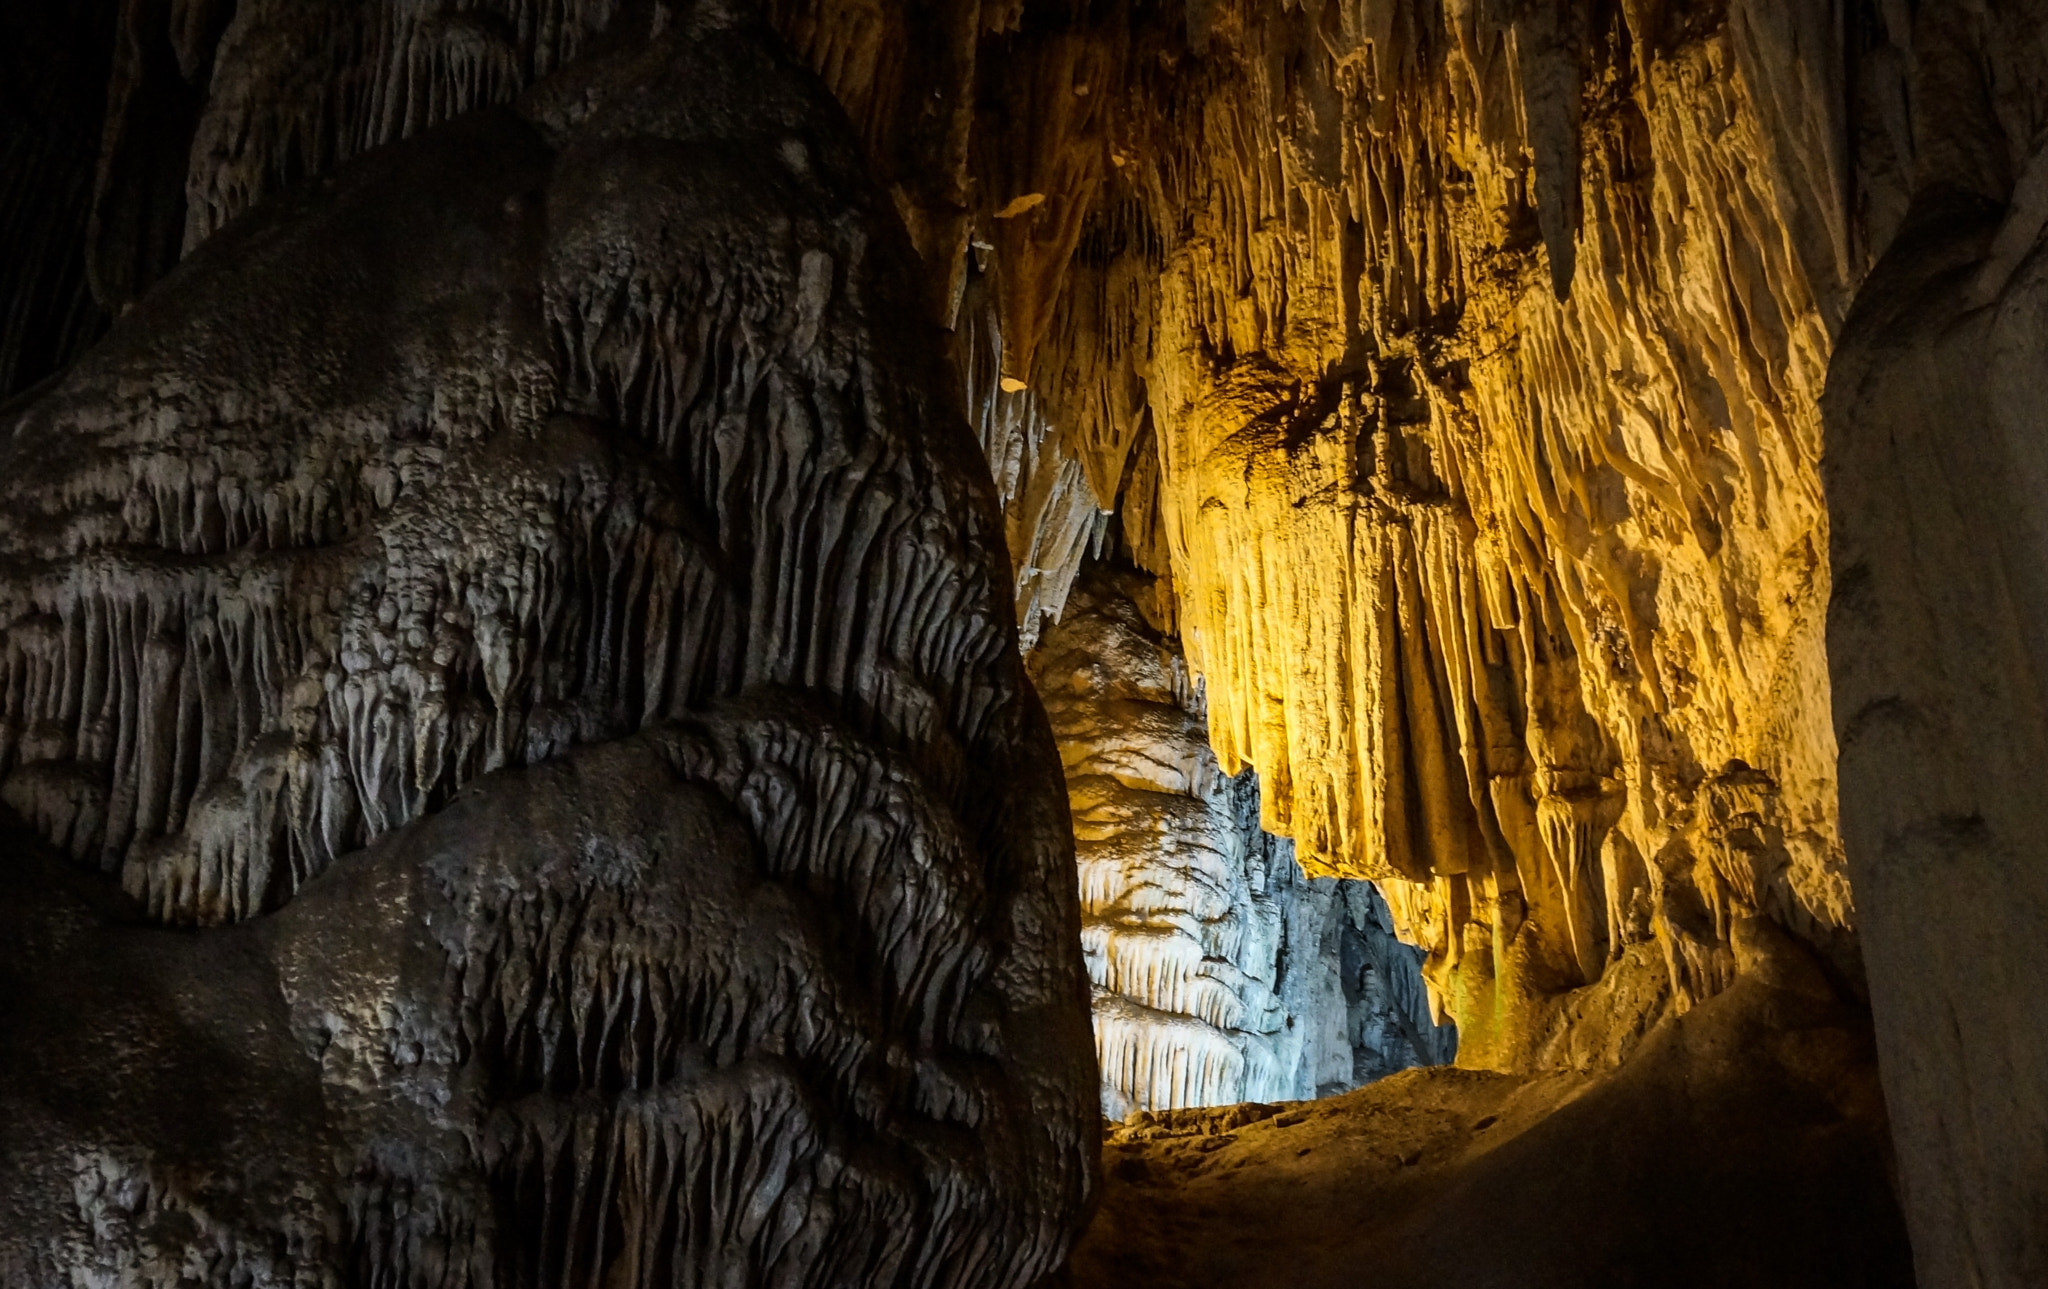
[956,268,1109,646]
[982,0,1857,1067]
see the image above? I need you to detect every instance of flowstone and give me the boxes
[0,13,1096,1286]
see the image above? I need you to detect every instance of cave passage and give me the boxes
[2,3,2047,1288]
[1028,550,1455,1118]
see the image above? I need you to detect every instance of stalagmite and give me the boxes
[0,11,1095,1285]
[5,1,2048,1285]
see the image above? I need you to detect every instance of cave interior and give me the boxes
[1,1,2046,1286]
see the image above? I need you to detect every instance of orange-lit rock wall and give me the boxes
[940,5,2048,1279]
[977,3,1854,1069]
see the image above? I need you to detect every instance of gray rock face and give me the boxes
[1223,773,1458,1101]
[0,14,1096,1285]
[1030,566,1451,1117]
[1826,201,2048,1289]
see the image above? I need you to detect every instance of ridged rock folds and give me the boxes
[0,14,1095,1286]
[971,1,1852,1071]
[1030,565,1451,1116]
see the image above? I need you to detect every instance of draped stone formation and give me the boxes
[879,4,2041,1281]
[1030,564,1452,1116]
[6,0,2048,1285]
[957,270,1110,648]
[902,7,2048,1282]
[984,0,1855,1079]
[0,11,1096,1285]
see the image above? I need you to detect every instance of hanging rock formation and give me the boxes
[1029,562,1452,1116]
[8,0,2048,1285]
[908,3,2048,1279]
[957,268,1111,647]
[979,0,1852,1078]
[0,10,1096,1285]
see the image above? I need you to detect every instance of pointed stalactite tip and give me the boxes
[1548,236,1577,302]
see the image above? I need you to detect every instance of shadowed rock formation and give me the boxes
[0,0,119,397]
[1827,201,2048,1289]
[0,11,1096,1285]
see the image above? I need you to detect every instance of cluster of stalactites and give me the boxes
[957,270,1108,647]
[944,0,1863,1064]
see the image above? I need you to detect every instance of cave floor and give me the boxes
[1068,976,1919,1289]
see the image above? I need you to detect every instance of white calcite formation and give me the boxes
[0,13,1095,1287]
[1031,566,1451,1116]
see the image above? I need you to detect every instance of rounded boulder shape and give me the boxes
[0,14,1097,1288]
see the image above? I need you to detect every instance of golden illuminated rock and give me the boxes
[941,7,2048,1281]
[6,2,2048,1286]
[963,4,1849,1075]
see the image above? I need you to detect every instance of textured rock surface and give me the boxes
[927,5,2048,1283]
[10,0,2048,1284]
[1826,204,2048,1289]
[1070,943,1914,1288]
[957,270,1109,648]
[986,0,1854,1078]
[1029,563,1452,1115]
[0,12,1096,1285]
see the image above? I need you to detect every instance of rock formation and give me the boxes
[987,0,1853,1082]
[6,0,2048,1285]
[1069,939,1916,1288]
[1030,561,1452,1116]
[1826,196,2048,1289]
[950,5,2048,1281]
[0,10,1095,1285]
